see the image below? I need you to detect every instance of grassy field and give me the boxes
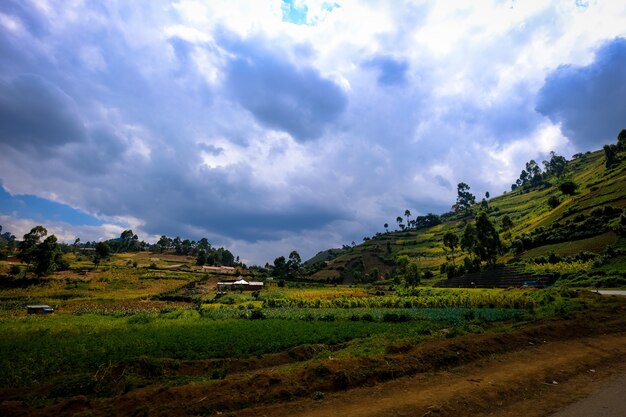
[0,251,595,400]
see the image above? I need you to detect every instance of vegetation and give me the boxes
[0,135,625,413]
[310,134,626,288]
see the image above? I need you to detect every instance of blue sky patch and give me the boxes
[0,185,103,227]
[281,0,309,25]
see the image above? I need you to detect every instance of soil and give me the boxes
[3,304,626,417]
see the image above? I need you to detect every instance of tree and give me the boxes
[501,215,513,234]
[73,238,81,253]
[17,227,64,277]
[618,129,626,150]
[525,160,541,179]
[547,195,561,209]
[93,241,111,268]
[120,229,135,240]
[156,235,171,252]
[384,223,389,233]
[18,226,48,266]
[543,151,567,178]
[198,238,210,252]
[456,182,476,212]
[485,191,490,199]
[500,215,514,240]
[396,216,403,229]
[196,249,207,266]
[404,210,411,228]
[272,256,288,279]
[559,180,577,196]
[442,232,459,265]
[604,144,619,168]
[33,235,64,277]
[474,212,502,267]
[460,223,478,254]
[288,250,302,278]
[394,255,421,286]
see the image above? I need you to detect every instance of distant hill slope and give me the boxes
[309,145,626,287]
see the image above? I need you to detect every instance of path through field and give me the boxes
[232,332,626,417]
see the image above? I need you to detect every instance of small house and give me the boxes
[27,305,54,314]
[216,279,264,291]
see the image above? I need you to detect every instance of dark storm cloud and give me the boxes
[221,35,348,141]
[536,37,626,148]
[363,56,409,86]
[0,75,86,150]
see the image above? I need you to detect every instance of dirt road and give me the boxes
[548,372,626,417]
[233,332,626,417]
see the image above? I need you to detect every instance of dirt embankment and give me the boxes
[3,305,626,417]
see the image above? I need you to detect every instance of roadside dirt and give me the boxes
[232,332,626,417]
[3,305,626,417]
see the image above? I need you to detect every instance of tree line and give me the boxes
[0,224,243,277]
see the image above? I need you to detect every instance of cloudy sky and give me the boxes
[1,0,625,265]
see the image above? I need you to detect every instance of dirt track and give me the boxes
[232,332,626,417]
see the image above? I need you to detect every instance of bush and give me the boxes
[382,313,411,323]
[361,313,374,322]
[318,314,335,322]
[9,265,21,277]
[547,195,560,209]
[559,181,577,195]
[248,309,266,320]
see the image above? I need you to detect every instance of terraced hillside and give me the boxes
[310,145,626,288]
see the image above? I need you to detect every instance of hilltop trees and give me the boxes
[543,151,567,178]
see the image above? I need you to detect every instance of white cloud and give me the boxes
[1,0,625,264]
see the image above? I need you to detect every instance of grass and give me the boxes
[521,232,618,258]
[0,313,460,388]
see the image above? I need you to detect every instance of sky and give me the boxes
[0,0,625,265]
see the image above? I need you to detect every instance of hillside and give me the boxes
[310,145,626,288]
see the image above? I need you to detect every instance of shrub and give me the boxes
[382,313,411,323]
[360,313,374,322]
[559,181,577,195]
[547,195,560,209]
[248,309,266,320]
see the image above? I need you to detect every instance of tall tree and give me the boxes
[18,226,48,266]
[33,235,63,277]
[474,212,502,267]
[93,241,111,268]
[543,151,567,178]
[501,215,514,239]
[618,129,626,150]
[442,232,459,265]
[288,250,302,278]
[604,144,619,168]
[404,210,411,228]
[456,182,476,212]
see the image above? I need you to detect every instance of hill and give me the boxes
[309,144,626,288]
